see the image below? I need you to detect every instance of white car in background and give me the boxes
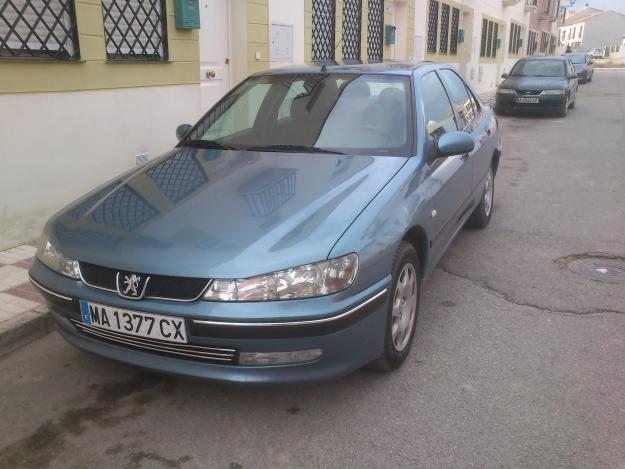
[591,48,604,59]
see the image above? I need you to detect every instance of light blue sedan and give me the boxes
[30,63,501,383]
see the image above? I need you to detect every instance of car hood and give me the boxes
[500,76,567,90]
[49,147,407,278]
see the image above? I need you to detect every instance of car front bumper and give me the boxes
[495,94,567,112]
[30,260,390,384]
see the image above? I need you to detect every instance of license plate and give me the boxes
[79,300,188,343]
[515,97,539,104]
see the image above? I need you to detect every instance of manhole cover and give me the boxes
[556,254,625,283]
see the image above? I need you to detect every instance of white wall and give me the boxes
[0,85,202,249]
[268,0,305,68]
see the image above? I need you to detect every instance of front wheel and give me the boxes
[368,242,420,371]
[466,166,494,229]
[557,98,568,117]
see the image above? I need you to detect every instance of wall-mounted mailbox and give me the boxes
[496,38,502,50]
[174,0,200,29]
[385,25,396,45]
[458,29,465,44]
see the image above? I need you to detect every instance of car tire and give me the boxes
[557,98,568,117]
[569,95,576,109]
[466,165,495,229]
[368,242,420,372]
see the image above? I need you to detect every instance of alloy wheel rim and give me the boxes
[391,263,418,352]
[484,169,494,217]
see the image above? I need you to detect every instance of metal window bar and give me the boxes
[312,0,336,64]
[342,0,362,64]
[492,22,498,58]
[439,3,449,55]
[366,0,383,63]
[0,0,80,59]
[480,19,487,57]
[486,21,493,58]
[449,7,459,56]
[426,0,438,54]
[101,0,168,61]
[508,24,514,54]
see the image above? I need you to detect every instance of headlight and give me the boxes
[36,232,80,279]
[497,88,516,95]
[203,253,358,301]
[542,90,566,95]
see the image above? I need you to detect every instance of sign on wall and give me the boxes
[270,23,294,61]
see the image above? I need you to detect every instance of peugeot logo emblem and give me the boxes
[116,271,150,300]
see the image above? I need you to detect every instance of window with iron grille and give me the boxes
[367,0,383,62]
[312,0,336,63]
[0,0,80,60]
[527,30,537,55]
[426,0,438,54]
[549,34,556,54]
[539,31,549,53]
[479,19,487,57]
[480,18,498,59]
[342,0,361,64]
[508,23,522,55]
[449,7,459,55]
[439,3,449,54]
[101,0,168,61]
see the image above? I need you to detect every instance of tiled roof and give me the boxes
[562,7,603,26]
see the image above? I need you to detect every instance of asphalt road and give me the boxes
[1,70,624,469]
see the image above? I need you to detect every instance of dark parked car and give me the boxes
[563,52,594,83]
[496,56,579,117]
[30,63,501,384]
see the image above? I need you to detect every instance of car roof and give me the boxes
[254,61,434,76]
[518,55,569,61]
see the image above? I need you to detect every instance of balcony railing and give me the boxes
[525,0,537,12]
[536,0,558,21]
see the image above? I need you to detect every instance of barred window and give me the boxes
[539,31,549,54]
[527,30,537,55]
[439,3,449,54]
[367,0,384,63]
[426,0,438,54]
[312,0,336,63]
[342,0,362,64]
[508,23,522,55]
[480,18,498,59]
[101,0,168,61]
[449,8,459,55]
[0,0,80,60]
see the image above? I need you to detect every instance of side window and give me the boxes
[438,69,476,128]
[566,60,574,77]
[421,71,457,137]
[277,80,307,119]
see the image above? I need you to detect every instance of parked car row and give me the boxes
[30,62,502,384]
[495,55,587,117]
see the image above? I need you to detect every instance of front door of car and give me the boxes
[436,69,494,194]
[419,71,473,260]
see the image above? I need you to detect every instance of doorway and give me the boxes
[199,0,231,112]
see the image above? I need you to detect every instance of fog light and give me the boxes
[239,349,323,366]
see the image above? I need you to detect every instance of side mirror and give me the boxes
[435,131,475,158]
[176,123,192,141]
[501,73,509,79]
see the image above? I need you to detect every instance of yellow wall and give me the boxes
[0,0,199,94]
[247,0,270,74]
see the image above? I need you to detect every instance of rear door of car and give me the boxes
[436,68,494,194]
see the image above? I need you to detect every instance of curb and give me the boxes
[0,304,55,358]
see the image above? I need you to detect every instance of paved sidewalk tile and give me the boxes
[0,245,43,325]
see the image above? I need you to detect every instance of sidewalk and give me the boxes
[0,243,52,356]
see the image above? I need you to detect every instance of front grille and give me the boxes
[70,319,237,364]
[516,90,542,96]
[79,262,210,301]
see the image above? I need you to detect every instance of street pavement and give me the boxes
[1,70,624,469]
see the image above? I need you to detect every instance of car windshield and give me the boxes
[566,54,587,64]
[183,73,413,156]
[510,59,565,77]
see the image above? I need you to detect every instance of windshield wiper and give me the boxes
[244,144,346,155]
[179,139,237,150]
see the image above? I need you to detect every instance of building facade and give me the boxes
[557,7,625,54]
